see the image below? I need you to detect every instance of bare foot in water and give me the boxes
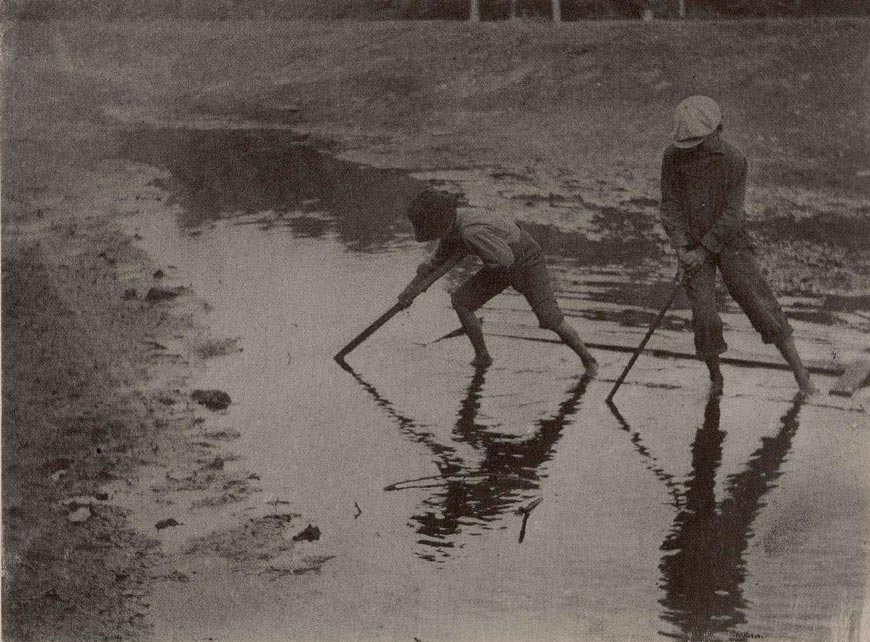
[470,353,493,368]
[798,380,820,398]
[582,356,599,378]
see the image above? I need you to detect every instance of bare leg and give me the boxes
[706,356,724,396]
[775,336,818,396]
[454,303,492,367]
[553,319,598,377]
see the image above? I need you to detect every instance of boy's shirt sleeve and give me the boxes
[700,155,747,255]
[461,225,515,269]
[416,236,466,277]
[659,152,689,249]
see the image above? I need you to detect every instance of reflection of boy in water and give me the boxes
[399,189,597,374]
[411,369,592,558]
[659,96,816,396]
[659,394,804,640]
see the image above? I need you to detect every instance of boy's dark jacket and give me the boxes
[660,133,753,254]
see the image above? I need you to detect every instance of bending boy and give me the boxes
[659,96,817,396]
[399,189,597,375]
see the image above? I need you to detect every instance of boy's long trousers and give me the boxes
[683,245,793,358]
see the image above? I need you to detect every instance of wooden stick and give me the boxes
[334,254,463,363]
[606,278,684,403]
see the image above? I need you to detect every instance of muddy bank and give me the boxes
[3,114,869,642]
[1,219,175,639]
[2,239,155,641]
[1,169,293,638]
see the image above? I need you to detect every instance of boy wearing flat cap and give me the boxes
[399,189,598,374]
[660,95,817,395]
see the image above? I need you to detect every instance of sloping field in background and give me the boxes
[3,19,870,293]
[5,18,867,191]
[6,18,867,295]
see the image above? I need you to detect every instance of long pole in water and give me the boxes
[334,254,463,364]
[606,275,683,403]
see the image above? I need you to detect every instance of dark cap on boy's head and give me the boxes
[406,188,458,241]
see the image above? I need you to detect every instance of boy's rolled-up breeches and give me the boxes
[450,233,564,331]
[683,245,793,358]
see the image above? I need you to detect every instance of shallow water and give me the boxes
[121,129,868,642]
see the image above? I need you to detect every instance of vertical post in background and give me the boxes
[470,0,480,21]
[677,0,685,18]
[641,0,654,20]
[552,0,561,22]
[509,0,518,20]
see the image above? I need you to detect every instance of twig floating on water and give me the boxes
[515,497,543,516]
[519,513,530,544]
[517,497,543,543]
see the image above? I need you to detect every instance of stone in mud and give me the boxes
[205,456,224,470]
[68,506,92,523]
[145,286,186,302]
[292,524,321,542]
[123,288,137,300]
[155,518,183,530]
[191,389,232,410]
[263,513,296,523]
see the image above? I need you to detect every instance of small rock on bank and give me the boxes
[292,524,321,542]
[145,286,186,302]
[191,389,231,410]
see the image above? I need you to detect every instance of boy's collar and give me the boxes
[700,131,725,155]
[673,132,725,163]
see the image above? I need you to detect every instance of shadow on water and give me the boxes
[338,360,592,563]
[561,280,844,325]
[118,127,676,265]
[521,220,664,267]
[655,394,804,642]
[117,128,425,252]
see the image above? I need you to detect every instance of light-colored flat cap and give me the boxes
[672,95,722,148]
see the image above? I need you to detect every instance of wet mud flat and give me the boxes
[118,126,870,371]
[106,126,869,642]
[2,104,869,641]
